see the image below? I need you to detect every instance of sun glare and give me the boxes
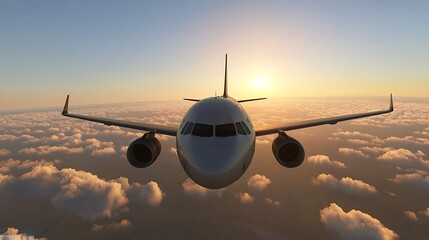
[252,76,269,89]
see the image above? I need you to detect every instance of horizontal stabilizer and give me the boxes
[237,98,267,103]
[183,98,200,102]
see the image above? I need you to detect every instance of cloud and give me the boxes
[256,139,270,145]
[0,163,163,221]
[320,203,399,240]
[313,174,377,194]
[18,145,84,155]
[128,181,164,207]
[338,148,369,158]
[307,155,346,168]
[247,174,272,191]
[85,138,114,150]
[377,148,423,162]
[90,147,116,156]
[390,173,429,190]
[332,130,384,145]
[49,168,129,221]
[422,208,429,218]
[92,219,132,231]
[404,211,418,221]
[0,174,13,185]
[169,147,177,154]
[265,198,280,206]
[2,227,19,235]
[237,192,254,204]
[182,178,223,200]
[1,227,47,240]
[360,146,393,154]
[120,145,128,153]
[0,148,10,156]
[385,136,429,146]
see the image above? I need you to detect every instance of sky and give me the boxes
[1,0,429,110]
[1,98,429,239]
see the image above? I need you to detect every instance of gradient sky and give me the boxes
[1,0,429,110]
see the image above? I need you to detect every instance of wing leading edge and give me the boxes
[61,95,178,136]
[255,94,394,136]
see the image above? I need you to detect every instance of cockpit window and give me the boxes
[192,123,213,137]
[241,121,251,134]
[215,123,236,137]
[235,122,246,135]
[180,121,190,135]
[184,122,194,135]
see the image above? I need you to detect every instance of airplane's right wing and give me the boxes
[61,95,178,136]
[255,94,394,136]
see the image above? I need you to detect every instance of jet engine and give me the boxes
[127,131,161,168]
[272,131,305,168]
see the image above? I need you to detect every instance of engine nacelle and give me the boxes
[272,131,305,168]
[127,131,161,168]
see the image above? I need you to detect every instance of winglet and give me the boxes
[389,93,394,111]
[62,95,69,115]
[223,54,228,98]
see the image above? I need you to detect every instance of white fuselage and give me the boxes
[176,97,255,189]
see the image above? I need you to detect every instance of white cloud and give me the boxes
[265,198,280,206]
[128,181,164,207]
[92,219,132,231]
[404,211,418,221]
[307,155,346,168]
[377,148,423,162]
[49,168,129,221]
[169,147,177,154]
[248,174,272,191]
[0,174,13,186]
[0,163,163,221]
[2,227,19,235]
[320,203,399,240]
[422,208,429,218]
[360,146,393,154]
[338,148,369,158]
[182,178,223,200]
[256,139,270,145]
[237,192,254,204]
[0,148,10,156]
[120,145,128,153]
[385,136,429,145]
[313,174,377,194]
[18,145,84,155]
[91,147,116,156]
[391,173,429,190]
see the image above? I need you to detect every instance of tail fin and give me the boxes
[223,54,228,98]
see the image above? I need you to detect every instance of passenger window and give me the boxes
[216,123,236,137]
[184,122,194,135]
[241,121,251,134]
[235,122,246,135]
[192,123,213,137]
[180,121,190,135]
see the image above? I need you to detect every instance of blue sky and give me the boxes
[1,1,428,109]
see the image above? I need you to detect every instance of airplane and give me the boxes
[61,54,394,189]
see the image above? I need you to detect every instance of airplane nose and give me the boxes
[190,146,235,175]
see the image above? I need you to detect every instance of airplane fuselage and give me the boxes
[176,97,255,189]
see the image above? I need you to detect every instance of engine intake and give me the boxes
[272,131,305,168]
[127,131,161,168]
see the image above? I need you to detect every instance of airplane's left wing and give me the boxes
[61,95,178,136]
[255,94,393,136]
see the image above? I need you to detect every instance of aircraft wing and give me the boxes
[255,94,393,136]
[61,95,178,136]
